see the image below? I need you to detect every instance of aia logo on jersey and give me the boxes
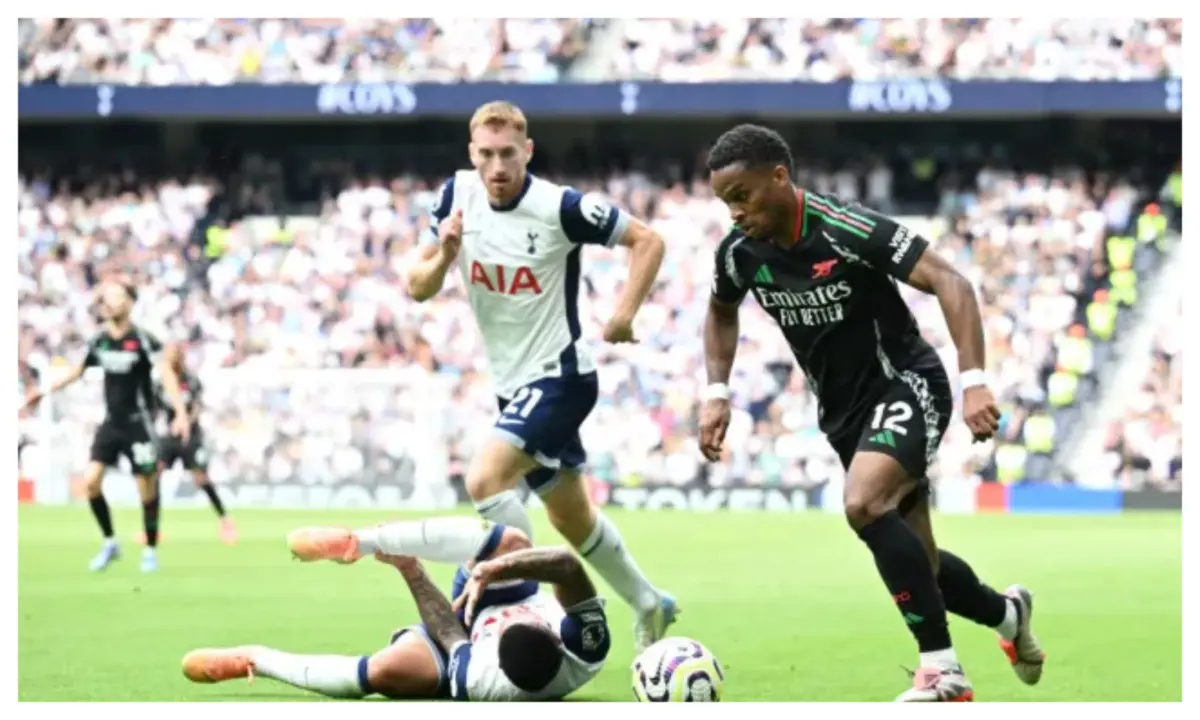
[811,259,838,279]
[123,339,138,351]
[470,261,543,295]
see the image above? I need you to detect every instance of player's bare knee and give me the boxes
[136,476,159,503]
[489,526,533,559]
[467,438,539,502]
[465,470,502,503]
[842,482,898,529]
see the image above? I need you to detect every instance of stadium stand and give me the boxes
[17,19,1182,506]
[17,18,604,84]
[609,19,1183,82]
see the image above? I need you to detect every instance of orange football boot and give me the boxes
[181,647,260,684]
[287,527,362,564]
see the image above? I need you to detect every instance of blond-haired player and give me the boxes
[406,102,676,651]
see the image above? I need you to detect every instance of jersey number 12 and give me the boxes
[871,401,912,435]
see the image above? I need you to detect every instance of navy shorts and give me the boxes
[493,372,598,494]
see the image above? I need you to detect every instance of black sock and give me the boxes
[89,494,114,539]
[142,496,161,548]
[856,511,952,653]
[199,483,226,517]
[937,550,1009,628]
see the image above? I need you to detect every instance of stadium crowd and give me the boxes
[1100,304,1183,490]
[17,18,604,85]
[18,150,1174,493]
[19,18,1183,85]
[612,19,1184,82]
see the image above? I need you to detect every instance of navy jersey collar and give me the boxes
[489,173,533,212]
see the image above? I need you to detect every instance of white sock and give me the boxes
[104,538,118,549]
[252,650,367,699]
[354,518,495,565]
[919,648,960,670]
[474,490,534,539]
[578,513,660,613]
[995,598,1019,641]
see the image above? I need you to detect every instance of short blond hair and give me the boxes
[469,101,528,134]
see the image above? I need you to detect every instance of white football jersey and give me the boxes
[446,595,610,701]
[426,171,630,398]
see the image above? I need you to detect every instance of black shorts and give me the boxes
[830,367,953,484]
[159,431,208,471]
[90,421,158,474]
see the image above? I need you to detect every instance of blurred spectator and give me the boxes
[18,19,602,85]
[19,19,1184,86]
[611,19,1184,82]
[1100,306,1183,491]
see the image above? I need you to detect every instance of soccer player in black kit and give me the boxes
[23,280,190,573]
[157,344,238,544]
[699,125,1046,701]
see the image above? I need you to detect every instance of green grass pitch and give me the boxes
[18,505,1181,701]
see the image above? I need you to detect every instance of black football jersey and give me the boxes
[157,370,202,430]
[82,326,163,426]
[712,191,945,439]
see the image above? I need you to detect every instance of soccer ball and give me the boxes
[632,637,725,702]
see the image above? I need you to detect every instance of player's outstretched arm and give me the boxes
[23,360,86,409]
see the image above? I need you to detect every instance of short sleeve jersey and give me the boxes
[711,191,944,438]
[82,326,163,426]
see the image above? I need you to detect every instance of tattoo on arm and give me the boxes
[489,547,597,608]
[400,563,468,652]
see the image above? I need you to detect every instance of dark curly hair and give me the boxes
[498,623,564,692]
[706,124,794,177]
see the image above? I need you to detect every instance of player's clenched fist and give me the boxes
[602,313,637,344]
[962,385,1001,443]
[698,398,731,462]
[438,208,464,261]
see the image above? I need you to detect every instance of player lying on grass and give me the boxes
[182,518,609,701]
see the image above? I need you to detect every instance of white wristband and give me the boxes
[702,383,730,402]
[960,369,988,389]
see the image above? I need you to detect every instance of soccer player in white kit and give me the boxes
[406,101,676,650]
[181,518,610,701]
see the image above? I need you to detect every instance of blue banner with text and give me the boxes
[19,79,1182,121]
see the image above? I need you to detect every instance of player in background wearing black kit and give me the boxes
[699,125,1046,702]
[22,280,190,573]
[157,344,238,544]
